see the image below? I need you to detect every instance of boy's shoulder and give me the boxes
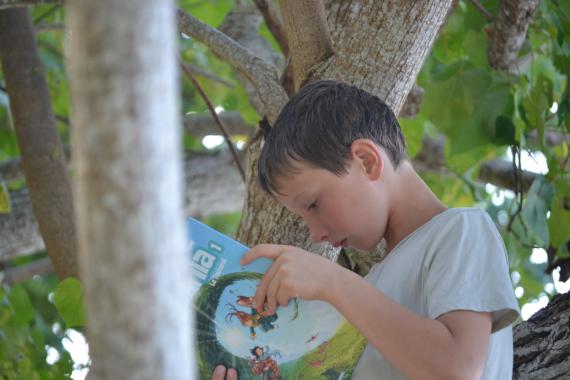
[402,207,504,259]
[425,207,497,236]
[418,207,494,237]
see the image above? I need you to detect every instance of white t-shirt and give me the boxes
[352,208,520,380]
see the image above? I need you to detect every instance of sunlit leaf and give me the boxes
[523,177,555,246]
[54,278,85,328]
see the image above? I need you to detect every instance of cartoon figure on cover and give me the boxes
[225,295,278,339]
[248,346,282,380]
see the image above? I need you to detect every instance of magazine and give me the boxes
[188,218,367,380]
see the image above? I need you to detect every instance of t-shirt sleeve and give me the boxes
[425,210,520,333]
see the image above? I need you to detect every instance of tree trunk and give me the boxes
[0,7,78,279]
[513,292,570,379]
[66,0,194,378]
[237,0,453,260]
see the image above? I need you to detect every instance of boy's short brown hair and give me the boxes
[258,80,407,195]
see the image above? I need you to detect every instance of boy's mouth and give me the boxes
[332,239,348,248]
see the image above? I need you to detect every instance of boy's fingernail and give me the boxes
[214,365,226,375]
[227,368,238,380]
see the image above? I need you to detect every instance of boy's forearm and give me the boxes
[323,266,488,380]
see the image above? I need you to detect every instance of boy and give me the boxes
[212,80,519,380]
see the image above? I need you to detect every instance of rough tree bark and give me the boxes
[513,292,570,379]
[67,0,194,378]
[488,0,540,71]
[0,7,78,279]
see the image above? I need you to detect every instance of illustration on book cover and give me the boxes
[188,218,366,380]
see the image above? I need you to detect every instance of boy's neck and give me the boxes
[383,161,447,253]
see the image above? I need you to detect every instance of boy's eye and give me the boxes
[307,202,317,211]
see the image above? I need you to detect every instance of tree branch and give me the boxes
[1,257,53,284]
[2,1,288,122]
[0,8,77,279]
[254,0,289,56]
[177,8,287,123]
[180,61,245,182]
[183,63,235,88]
[0,0,60,10]
[280,0,334,91]
[488,0,539,71]
[184,112,253,139]
[478,158,539,192]
[0,150,246,262]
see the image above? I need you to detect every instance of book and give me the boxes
[188,218,367,380]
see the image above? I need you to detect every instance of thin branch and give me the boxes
[254,0,289,56]
[467,0,493,20]
[185,63,235,88]
[177,8,287,123]
[35,23,64,32]
[180,60,245,182]
[1,257,54,284]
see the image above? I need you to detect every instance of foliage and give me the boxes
[406,0,570,309]
[53,278,85,328]
[0,275,73,379]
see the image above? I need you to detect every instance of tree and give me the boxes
[65,0,195,378]
[0,0,568,379]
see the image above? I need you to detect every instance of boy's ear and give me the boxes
[350,139,382,180]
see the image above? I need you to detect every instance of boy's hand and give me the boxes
[241,244,338,315]
[211,365,237,380]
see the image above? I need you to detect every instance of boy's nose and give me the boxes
[308,223,328,243]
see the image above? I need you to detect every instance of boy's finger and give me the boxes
[211,365,226,380]
[241,244,283,265]
[265,272,282,315]
[254,262,280,311]
[226,368,238,380]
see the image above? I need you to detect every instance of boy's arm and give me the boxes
[329,267,491,380]
[243,244,492,380]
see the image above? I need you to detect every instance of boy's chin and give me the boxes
[354,240,382,252]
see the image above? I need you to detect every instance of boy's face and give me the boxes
[273,158,388,252]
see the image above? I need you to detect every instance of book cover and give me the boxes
[188,218,366,380]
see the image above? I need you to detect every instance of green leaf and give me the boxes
[548,177,570,248]
[463,30,489,69]
[523,177,555,246]
[398,116,425,158]
[8,285,35,327]
[424,63,510,155]
[0,178,10,214]
[521,74,552,144]
[180,0,233,28]
[493,115,516,146]
[53,278,85,328]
